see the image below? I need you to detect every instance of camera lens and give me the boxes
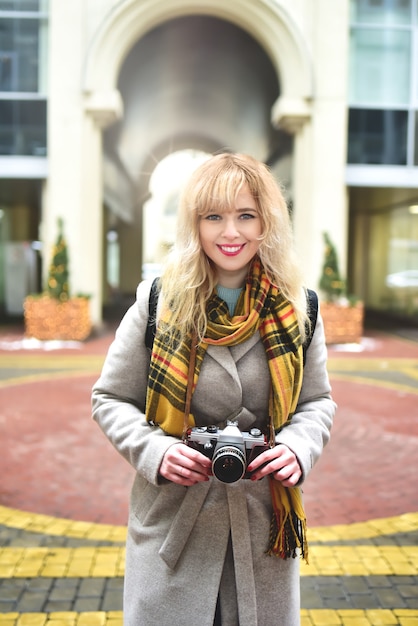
[212,446,246,483]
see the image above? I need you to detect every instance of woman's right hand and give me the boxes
[159,443,212,486]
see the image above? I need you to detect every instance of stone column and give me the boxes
[82,90,123,325]
[45,0,123,327]
[271,0,350,293]
[272,101,348,292]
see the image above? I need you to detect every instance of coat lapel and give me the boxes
[206,331,260,375]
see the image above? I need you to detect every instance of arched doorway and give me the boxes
[101,15,301,312]
[82,1,313,320]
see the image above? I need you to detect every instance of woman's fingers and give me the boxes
[159,443,212,485]
[248,444,302,485]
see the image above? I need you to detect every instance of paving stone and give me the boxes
[323,597,352,609]
[0,600,16,612]
[78,578,106,597]
[344,578,371,594]
[0,580,22,601]
[349,593,380,609]
[300,586,324,609]
[53,578,79,589]
[406,598,418,609]
[106,577,124,591]
[43,598,74,612]
[400,585,418,599]
[16,590,45,612]
[73,597,101,612]
[0,528,20,546]
[318,584,346,599]
[375,587,406,608]
[102,589,123,611]
[367,575,393,588]
[47,585,77,601]
[26,578,54,591]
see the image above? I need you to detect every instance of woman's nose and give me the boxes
[222,218,239,238]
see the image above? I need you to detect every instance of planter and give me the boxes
[24,295,92,341]
[320,301,364,344]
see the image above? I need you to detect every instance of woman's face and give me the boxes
[199,183,262,288]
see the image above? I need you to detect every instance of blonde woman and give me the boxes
[92,152,336,626]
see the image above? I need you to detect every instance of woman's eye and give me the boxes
[205,214,221,221]
[240,212,256,220]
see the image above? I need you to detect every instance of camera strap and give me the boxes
[268,404,276,449]
[182,330,198,442]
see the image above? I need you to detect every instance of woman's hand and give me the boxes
[159,443,212,486]
[247,444,302,487]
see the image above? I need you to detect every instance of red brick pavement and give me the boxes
[0,325,417,527]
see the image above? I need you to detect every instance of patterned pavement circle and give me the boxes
[0,327,418,624]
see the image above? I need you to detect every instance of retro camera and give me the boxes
[186,420,269,483]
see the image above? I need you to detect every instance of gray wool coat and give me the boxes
[91,279,336,626]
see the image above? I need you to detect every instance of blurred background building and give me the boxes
[0,0,417,326]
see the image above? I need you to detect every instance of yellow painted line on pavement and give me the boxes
[327,358,418,370]
[301,544,418,576]
[327,356,418,394]
[0,354,104,388]
[0,546,125,578]
[307,513,418,541]
[0,369,100,388]
[0,354,104,365]
[328,372,418,395]
[1,610,418,626]
[0,544,417,578]
[302,609,418,625]
[403,366,418,382]
[1,506,418,543]
[0,506,126,542]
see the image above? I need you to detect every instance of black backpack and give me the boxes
[145,278,318,363]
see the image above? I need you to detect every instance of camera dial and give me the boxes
[249,428,262,437]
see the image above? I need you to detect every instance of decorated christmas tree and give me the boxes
[47,217,70,301]
[319,232,345,302]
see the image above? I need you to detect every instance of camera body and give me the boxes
[186,420,269,483]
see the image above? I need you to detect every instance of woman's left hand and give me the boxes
[247,444,302,487]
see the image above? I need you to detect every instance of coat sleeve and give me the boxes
[275,305,337,483]
[91,280,181,485]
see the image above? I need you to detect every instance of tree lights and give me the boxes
[24,219,92,341]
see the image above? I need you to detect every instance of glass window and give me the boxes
[0,1,41,10]
[0,98,46,155]
[348,108,408,164]
[350,0,411,25]
[0,51,18,90]
[349,27,411,105]
[0,17,43,91]
[415,111,418,165]
[385,207,418,315]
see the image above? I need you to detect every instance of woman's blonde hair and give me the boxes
[160,152,309,343]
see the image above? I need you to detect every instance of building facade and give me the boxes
[0,0,417,325]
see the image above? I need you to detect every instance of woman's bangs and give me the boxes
[196,167,247,216]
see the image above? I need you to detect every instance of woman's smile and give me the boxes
[217,244,246,256]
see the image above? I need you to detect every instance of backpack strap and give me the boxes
[303,288,318,363]
[145,277,160,351]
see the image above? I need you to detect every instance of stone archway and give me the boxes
[82,0,314,317]
[83,0,313,128]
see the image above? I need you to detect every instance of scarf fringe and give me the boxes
[265,477,309,562]
[266,510,309,562]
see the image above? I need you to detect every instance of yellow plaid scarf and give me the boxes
[146,258,308,560]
